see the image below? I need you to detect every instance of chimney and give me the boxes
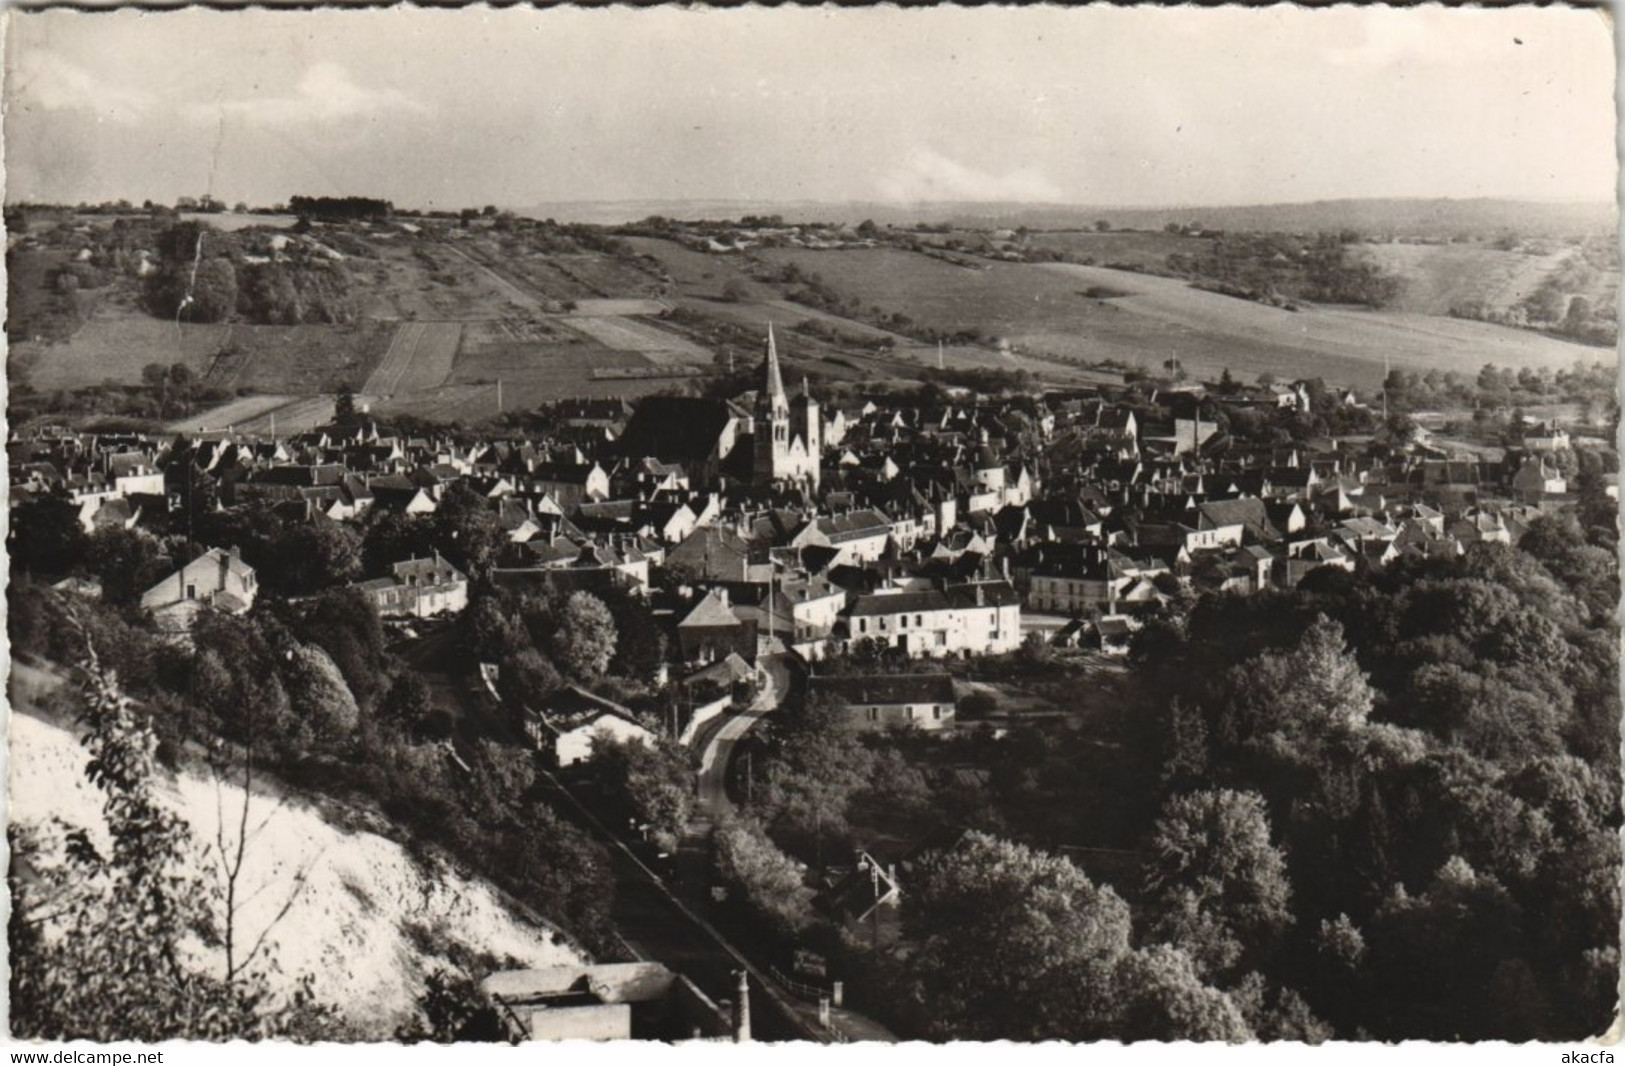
[733,970,751,1043]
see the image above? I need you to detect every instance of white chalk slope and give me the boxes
[8,703,586,1036]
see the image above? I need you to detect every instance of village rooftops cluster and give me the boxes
[13,328,1613,681]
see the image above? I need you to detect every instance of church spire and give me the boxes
[764,323,786,402]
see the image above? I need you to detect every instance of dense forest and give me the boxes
[637,508,1620,1041]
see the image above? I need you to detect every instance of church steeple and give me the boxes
[764,323,787,404]
[753,324,818,489]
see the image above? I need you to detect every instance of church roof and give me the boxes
[764,323,786,401]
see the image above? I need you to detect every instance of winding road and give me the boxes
[694,653,790,817]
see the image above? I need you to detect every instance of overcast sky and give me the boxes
[4,6,1617,210]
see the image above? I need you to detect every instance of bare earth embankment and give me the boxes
[9,668,584,1036]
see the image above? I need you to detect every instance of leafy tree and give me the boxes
[334,386,359,427]
[711,814,815,937]
[9,623,336,1040]
[9,493,89,578]
[1231,972,1332,1043]
[601,588,667,685]
[287,588,388,709]
[551,592,618,680]
[280,643,361,744]
[430,483,506,578]
[754,692,874,862]
[395,969,509,1043]
[377,669,445,741]
[1110,945,1253,1042]
[181,257,238,323]
[507,803,616,951]
[590,735,696,853]
[904,831,1133,1040]
[1518,514,1619,623]
[361,510,436,578]
[461,594,525,661]
[1366,857,1527,1039]
[1145,789,1293,979]
[497,647,564,712]
[269,519,363,596]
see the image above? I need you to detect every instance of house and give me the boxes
[814,509,893,564]
[1522,422,1571,452]
[483,964,740,1042]
[841,581,1021,658]
[354,553,469,618]
[524,685,656,768]
[1022,543,1165,615]
[1510,456,1567,502]
[776,573,847,644]
[367,474,438,514]
[675,588,757,665]
[809,673,957,732]
[1094,614,1138,656]
[614,396,743,487]
[139,547,258,632]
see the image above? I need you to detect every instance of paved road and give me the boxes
[695,654,789,817]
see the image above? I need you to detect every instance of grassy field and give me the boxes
[622,236,766,300]
[559,315,710,363]
[750,247,1607,389]
[207,320,393,394]
[360,321,463,396]
[164,394,299,433]
[1041,262,1606,384]
[18,311,231,390]
[1018,229,1213,272]
[1351,242,1618,317]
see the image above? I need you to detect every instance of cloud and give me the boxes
[9,51,155,125]
[876,147,1063,203]
[185,62,430,127]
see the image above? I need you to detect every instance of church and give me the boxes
[751,325,821,489]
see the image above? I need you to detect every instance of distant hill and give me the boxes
[522,197,1617,240]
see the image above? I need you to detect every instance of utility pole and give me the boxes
[1381,350,1393,424]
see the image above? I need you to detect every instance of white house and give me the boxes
[525,685,656,768]
[842,581,1021,658]
[809,673,957,732]
[140,547,258,633]
[354,553,469,618]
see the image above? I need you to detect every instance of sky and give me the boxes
[3,5,1617,211]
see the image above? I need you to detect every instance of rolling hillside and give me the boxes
[8,663,585,1036]
[750,246,1608,388]
[10,206,1614,430]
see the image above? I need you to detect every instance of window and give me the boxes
[933,705,944,720]
[859,619,868,634]
[185,583,196,601]
[915,614,923,627]
[867,707,878,722]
